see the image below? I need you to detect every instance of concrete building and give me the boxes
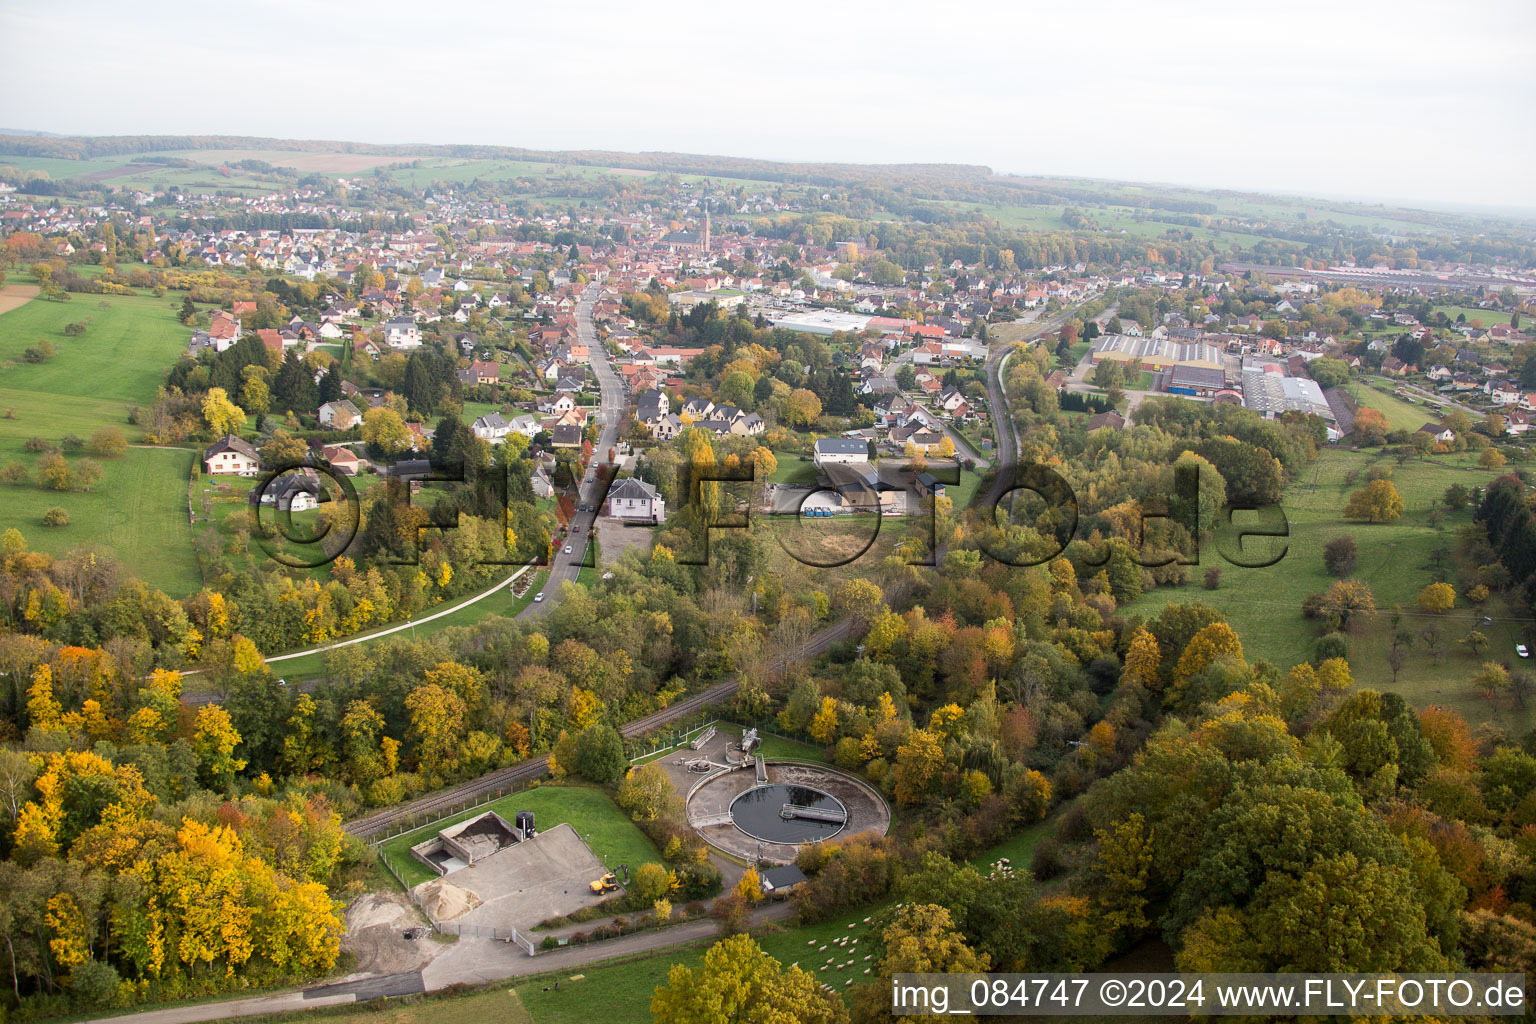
[813,437,870,469]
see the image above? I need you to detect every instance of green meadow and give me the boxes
[1129,447,1529,730]
[0,288,202,594]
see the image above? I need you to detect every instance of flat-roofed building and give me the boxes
[1090,334,1223,371]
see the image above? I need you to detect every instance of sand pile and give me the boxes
[417,879,481,921]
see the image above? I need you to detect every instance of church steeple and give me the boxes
[701,198,711,252]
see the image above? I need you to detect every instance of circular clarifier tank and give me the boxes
[729,783,848,844]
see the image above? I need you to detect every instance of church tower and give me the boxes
[701,199,711,252]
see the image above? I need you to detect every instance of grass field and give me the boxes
[1433,305,1517,328]
[380,786,660,889]
[766,452,819,485]
[0,287,202,593]
[1128,447,1531,730]
[1354,383,1435,433]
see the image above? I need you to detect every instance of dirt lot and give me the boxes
[594,517,655,566]
[341,891,446,976]
[0,283,39,316]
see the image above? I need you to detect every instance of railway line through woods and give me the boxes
[344,618,855,839]
[981,302,1115,510]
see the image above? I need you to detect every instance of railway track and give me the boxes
[344,619,854,840]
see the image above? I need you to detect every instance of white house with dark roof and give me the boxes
[813,437,871,469]
[203,435,261,476]
[472,412,510,443]
[605,477,666,522]
[384,317,421,349]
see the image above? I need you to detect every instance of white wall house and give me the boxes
[605,477,666,523]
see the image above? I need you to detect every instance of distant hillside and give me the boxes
[0,132,993,187]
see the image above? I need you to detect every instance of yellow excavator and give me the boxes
[589,872,618,895]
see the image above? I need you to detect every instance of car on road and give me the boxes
[1519,644,1530,659]
[533,592,545,603]
[563,545,573,555]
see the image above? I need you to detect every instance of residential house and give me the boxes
[321,444,363,475]
[472,413,511,443]
[549,424,584,448]
[1417,422,1456,444]
[318,400,361,430]
[384,317,421,349]
[539,392,577,415]
[915,472,947,499]
[203,435,261,476]
[1085,410,1126,432]
[605,477,666,522]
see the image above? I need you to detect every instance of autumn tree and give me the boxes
[893,728,944,805]
[1308,579,1378,631]
[651,933,847,1024]
[1416,582,1455,614]
[88,426,127,458]
[1086,812,1154,937]
[1121,627,1160,689]
[36,453,73,491]
[1342,479,1404,523]
[404,683,466,776]
[1172,622,1244,689]
[192,704,247,788]
[835,578,884,628]
[201,387,245,437]
[361,406,413,454]
[617,763,680,822]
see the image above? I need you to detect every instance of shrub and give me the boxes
[60,434,85,453]
[540,935,559,950]
[1323,535,1357,576]
[64,320,88,336]
[22,339,55,363]
[672,860,723,901]
[69,959,120,1008]
[90,426,128,458]
[1313,632,1349,664]
[1203,567,1221,590]
[42,507,69,527]
[23,436,51,453]
[1030,837,1064,880]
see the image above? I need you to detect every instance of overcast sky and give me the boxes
[3,0,1532,211]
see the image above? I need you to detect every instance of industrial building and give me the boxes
[1090,334,1224,371]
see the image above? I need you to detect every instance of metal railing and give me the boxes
[436,919,537,954]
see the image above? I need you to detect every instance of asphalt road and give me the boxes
[520,284,624,618]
